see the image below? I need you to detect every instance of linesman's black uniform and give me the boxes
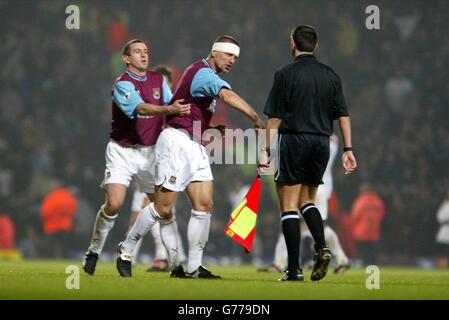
[264,54,348,186]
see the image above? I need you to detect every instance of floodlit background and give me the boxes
[0,0,448,268]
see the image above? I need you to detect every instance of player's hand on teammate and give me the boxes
[168,99,191,116]
[342,151,357,175]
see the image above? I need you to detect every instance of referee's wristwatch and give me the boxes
[343,147,353,152]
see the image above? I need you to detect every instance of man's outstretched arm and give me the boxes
[218,88,265,129]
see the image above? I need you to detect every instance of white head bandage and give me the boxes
[211,42,240,57]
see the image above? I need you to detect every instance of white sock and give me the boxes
[274,233,287,269]
[187,210,211,273]
[175,221,187,263]
[151,222,168,260]
[121,203,160,255]
[325,225,349,265]
[160,217,180,267]
[132,238,143,263]
[88,205,117,254]
[167,204,186,263]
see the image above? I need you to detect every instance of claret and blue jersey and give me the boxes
[167,59,231,140]
[113,70,172,118]
[110,69,172,146]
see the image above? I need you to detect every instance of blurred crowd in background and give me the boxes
[0,0,448,267]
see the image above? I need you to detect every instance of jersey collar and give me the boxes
[202,58,215,73]
[126,70,148,81]
[294,54,316,61]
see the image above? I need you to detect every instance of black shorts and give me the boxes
[275,133,330,186]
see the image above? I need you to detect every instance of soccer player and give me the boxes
[127,65,187,271]
[117,35,265,278]
[258,25,357,281]
[82,39,191,275]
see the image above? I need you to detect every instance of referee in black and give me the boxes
[258,25,357,281]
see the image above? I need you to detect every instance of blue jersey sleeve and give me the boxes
[190,68,231,98]
[112,81,144,119]
[162,78,173,105]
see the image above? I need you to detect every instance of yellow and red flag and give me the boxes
[224,176,261,253]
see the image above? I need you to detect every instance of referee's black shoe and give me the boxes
[116,242,132,277]
[82,250,98,275]
[311,246,332,281]
[278,268,304,281]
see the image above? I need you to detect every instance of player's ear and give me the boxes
[290,38,296,51]
[122,55,130,65]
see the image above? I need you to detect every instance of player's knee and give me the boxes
[154,203,173,219]
[193,200,213,213]
[104,199,123,215]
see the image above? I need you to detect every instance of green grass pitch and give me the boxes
[1,260,448,300]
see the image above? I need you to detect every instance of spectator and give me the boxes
[0,214,15,250]
[40,184,78,258]
[351,182,385,265]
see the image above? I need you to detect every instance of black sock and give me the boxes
[300,203,326,250]
[281,211,301,270]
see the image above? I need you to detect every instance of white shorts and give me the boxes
[101,140,156,193]
[315,185,331,220]
[155,127,213,192]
